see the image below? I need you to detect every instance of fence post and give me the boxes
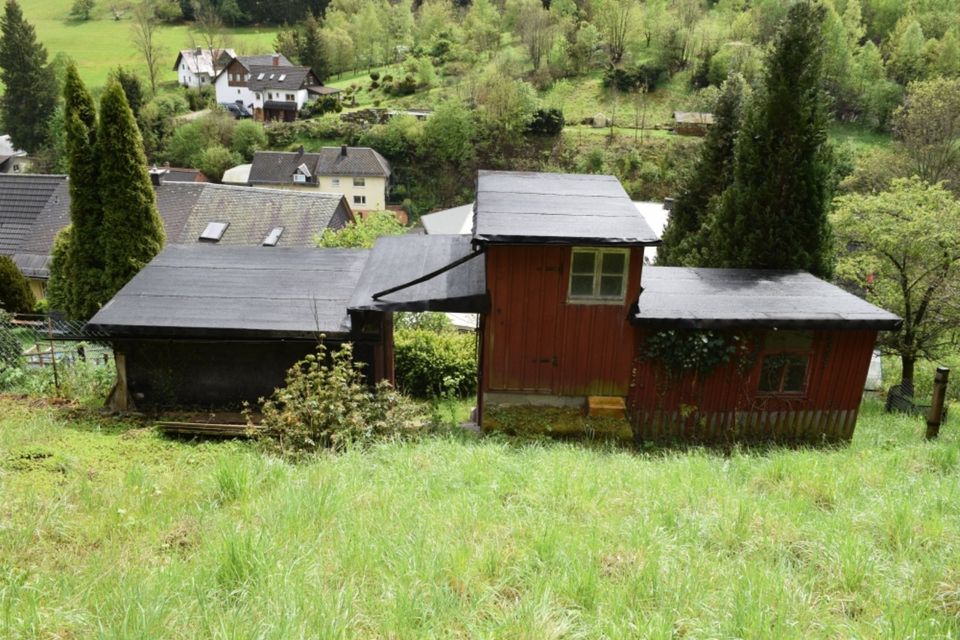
[46,317,60,395]
[926,367,950,440]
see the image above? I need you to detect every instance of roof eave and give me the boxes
[628,316,904,331]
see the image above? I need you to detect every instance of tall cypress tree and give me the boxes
[712,0,834,277]
[658,74,748,267]
[98,81,165,297]
[0,0,57,153]
[62,63,107,319]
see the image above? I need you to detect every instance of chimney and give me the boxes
[272,54,280,67]
[340,145,348,157]
[148,165,167,187]
[195,47,202,55]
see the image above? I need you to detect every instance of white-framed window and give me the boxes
[567,247,629,303]
[353,195,366,205]
[331,178,340,187]
[285,93,295,101]
[353,177,365,187]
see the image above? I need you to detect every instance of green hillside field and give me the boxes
[20,0,278,89]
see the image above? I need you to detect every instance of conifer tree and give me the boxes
[60,63,107,318]
[0,0,57,153]
[711,0,834,277]
[658,74,748,267]
[98,81,165,297]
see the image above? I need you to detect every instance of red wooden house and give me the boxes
[356,170,900,443]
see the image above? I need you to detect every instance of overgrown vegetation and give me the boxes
[394,322,477,398]
[316,210,406,248]
[0,255,35,313]
[1,394,959,637]
[248,340,422,459]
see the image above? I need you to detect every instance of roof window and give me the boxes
[257,72,265,80]
[263,227,284,246]
[199,221,229,242]
[278,74,286,81]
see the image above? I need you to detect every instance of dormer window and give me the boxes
[567,248,628,303]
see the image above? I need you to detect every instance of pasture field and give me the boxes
[1,395,958,638]
[20,0,277,89]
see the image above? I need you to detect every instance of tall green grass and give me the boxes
[1,397,958,638]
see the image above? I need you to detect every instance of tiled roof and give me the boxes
[249,147,391,184]
[0,174,67,256]
[14,181,351,278]
[175,184,349,247]
[247,66,315,92]
[236,54,292,69]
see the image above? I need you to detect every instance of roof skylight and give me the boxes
[263,227,284,247]
[199,221,229,242]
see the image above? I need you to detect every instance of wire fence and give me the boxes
[0,312,113,393]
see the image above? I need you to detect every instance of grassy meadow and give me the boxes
[20,0,278,89]
[1,395,959,638]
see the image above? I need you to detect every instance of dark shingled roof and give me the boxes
[473,171,660,246]
[235,53,293,69]
[247,65,317,91]
[632,267,902,330]
[14,182,351,278]
[249,148,391,184]
[349,235,488,313]
[0,174,67,256]
[87,245,369,339]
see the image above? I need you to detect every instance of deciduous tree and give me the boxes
[833,179,960,386]
[130,0,162,94]
[892,77,960,192]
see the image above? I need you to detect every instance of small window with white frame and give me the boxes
[331,178,340,187]
[568,247,629,303]
[353,195,366,205]
[353,177,366,187]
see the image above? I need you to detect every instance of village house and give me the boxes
[90,170,900,444]
[1,173,352,299]
[209,52,340,120]
[212,53,293,111]
[0,135,30,174]
[173,47,236,88]
[249,147,391,211]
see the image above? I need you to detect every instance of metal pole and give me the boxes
[926,366,950,440]
[46,317,60,394]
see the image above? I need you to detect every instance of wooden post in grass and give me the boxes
[46,317,60,395]
[926,367,950,440]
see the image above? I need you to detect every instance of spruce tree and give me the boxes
[711,0,834,277]
[98,80,165,298]
[657,74,748,267]
[61,63,108,319]
[0,0,57,153]
[299,14,328,81]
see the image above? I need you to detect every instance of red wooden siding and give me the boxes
[482,244,644,396]
[629,329,878,443]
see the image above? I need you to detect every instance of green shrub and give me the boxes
[230,120,267,161]
[317,211,406,248]
[394,328,477,398]
[249,341,422,458]
[0,256,35,314]
[196,145,242,182]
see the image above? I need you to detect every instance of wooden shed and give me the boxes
[630,267,901,443]
[87,245,391,410]
[673,111,715,136]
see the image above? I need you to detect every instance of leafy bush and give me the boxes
[602,63,668,93]
[369,71,380,81]
[197,145,242,182]
[394,328,477,398]
[527,108,565,136]
[0,256,35,313]
[183,85,215,111]
[230,120,267,161]
[248,341,422,458]
[317,211,406,248]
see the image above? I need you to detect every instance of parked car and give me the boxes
[220,102,252,119]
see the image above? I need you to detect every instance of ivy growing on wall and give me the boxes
[642,329,755,379]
